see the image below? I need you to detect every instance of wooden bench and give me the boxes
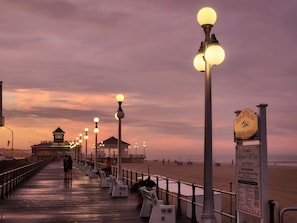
[139,186,176,223]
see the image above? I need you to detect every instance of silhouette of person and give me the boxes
[63,155,68,180]
[103,157,112,176]
[67,155,73,180]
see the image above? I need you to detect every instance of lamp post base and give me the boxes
[111,180,128,198]
[201,215,217,223]
[84,166,92,177]
[88,169,98,178]
[84,164,89,176]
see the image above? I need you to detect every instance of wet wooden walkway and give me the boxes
[0,161,191,223]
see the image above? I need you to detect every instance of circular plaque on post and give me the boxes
[234,108,258,140]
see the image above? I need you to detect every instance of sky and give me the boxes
[0,0,296,162]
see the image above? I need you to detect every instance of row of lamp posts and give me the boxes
[2,6,227,215]
[133,141,146,158]
[75,117,99,177]
[71,4,225,211]
[74,94,127,195]
[76,117,99,178]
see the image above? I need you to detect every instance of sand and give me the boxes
[123,161,297,221]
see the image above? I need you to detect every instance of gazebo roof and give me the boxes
[102,136,130,148]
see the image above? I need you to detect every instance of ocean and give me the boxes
[169,153,297,167]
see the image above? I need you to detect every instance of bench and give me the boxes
[108,175,117,195]
[111,179,128,198]
[139,186,162,217]
[139,186,176,223]
[149,203,176,223]
[99,170,110,188]
[86,166,97,178]
[150,175,221,222]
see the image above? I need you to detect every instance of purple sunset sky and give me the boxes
[0,0,296,161]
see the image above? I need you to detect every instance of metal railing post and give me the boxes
[177,180,182,218]
[191,183,197,223]
[166,177,169,205]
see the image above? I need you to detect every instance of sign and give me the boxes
[236,144,261,217]
[234,108,258,140]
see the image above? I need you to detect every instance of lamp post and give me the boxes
[2,126,13,158]
[84,128,88,166]
[116,94,124,182]
[79,133,82,163]
[112,93,128,197]
[93,117,99,171]
[75,137,79,163]
[99,141,105,159]
[193,7,225,223]
[0,81,5,127]
[134,142,138,158]
[143,141,146,159]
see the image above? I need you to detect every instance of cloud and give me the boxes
[1,0,297,159]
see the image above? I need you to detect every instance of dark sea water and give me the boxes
[267,154,297,166]
[179,153,297,167]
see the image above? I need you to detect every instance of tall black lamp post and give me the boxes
[116,94,124,182]
[193,6,225,223]
[112,94,128,197]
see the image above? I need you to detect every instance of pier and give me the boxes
[0,161,191,223]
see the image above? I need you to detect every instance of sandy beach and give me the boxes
[123,161,297,221]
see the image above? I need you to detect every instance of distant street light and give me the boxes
[93,117,99,171]
[193,6,225,223]
[112,93,128,197]
[0,81,5,127]
[99,141,105,158]
[84,128,88,166]
[75,137,79,163]
[143,141,146,159]
[79,133,82,162]
[2,126,14,158]
[134,142,138,157]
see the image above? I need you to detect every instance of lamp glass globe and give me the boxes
[197,7,217,26]
[193,52,205,72]
[205,45,225,65]
[116,94,124,102]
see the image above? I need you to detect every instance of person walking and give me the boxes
[67,155,73,180]
[63,155,68,180]
[103,157,112,176]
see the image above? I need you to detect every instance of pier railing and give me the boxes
[0,159,51,199]
[101,163,236,223]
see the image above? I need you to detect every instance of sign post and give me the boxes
[234,104,268,223]
[236,144,261,216]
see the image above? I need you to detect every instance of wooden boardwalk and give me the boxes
[0,161,191,223]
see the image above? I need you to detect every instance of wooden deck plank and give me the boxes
[0,161,191,223]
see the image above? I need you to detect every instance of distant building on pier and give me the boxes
[31,127,71,158]
[31,128,145,163]
[97,136,145,163]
